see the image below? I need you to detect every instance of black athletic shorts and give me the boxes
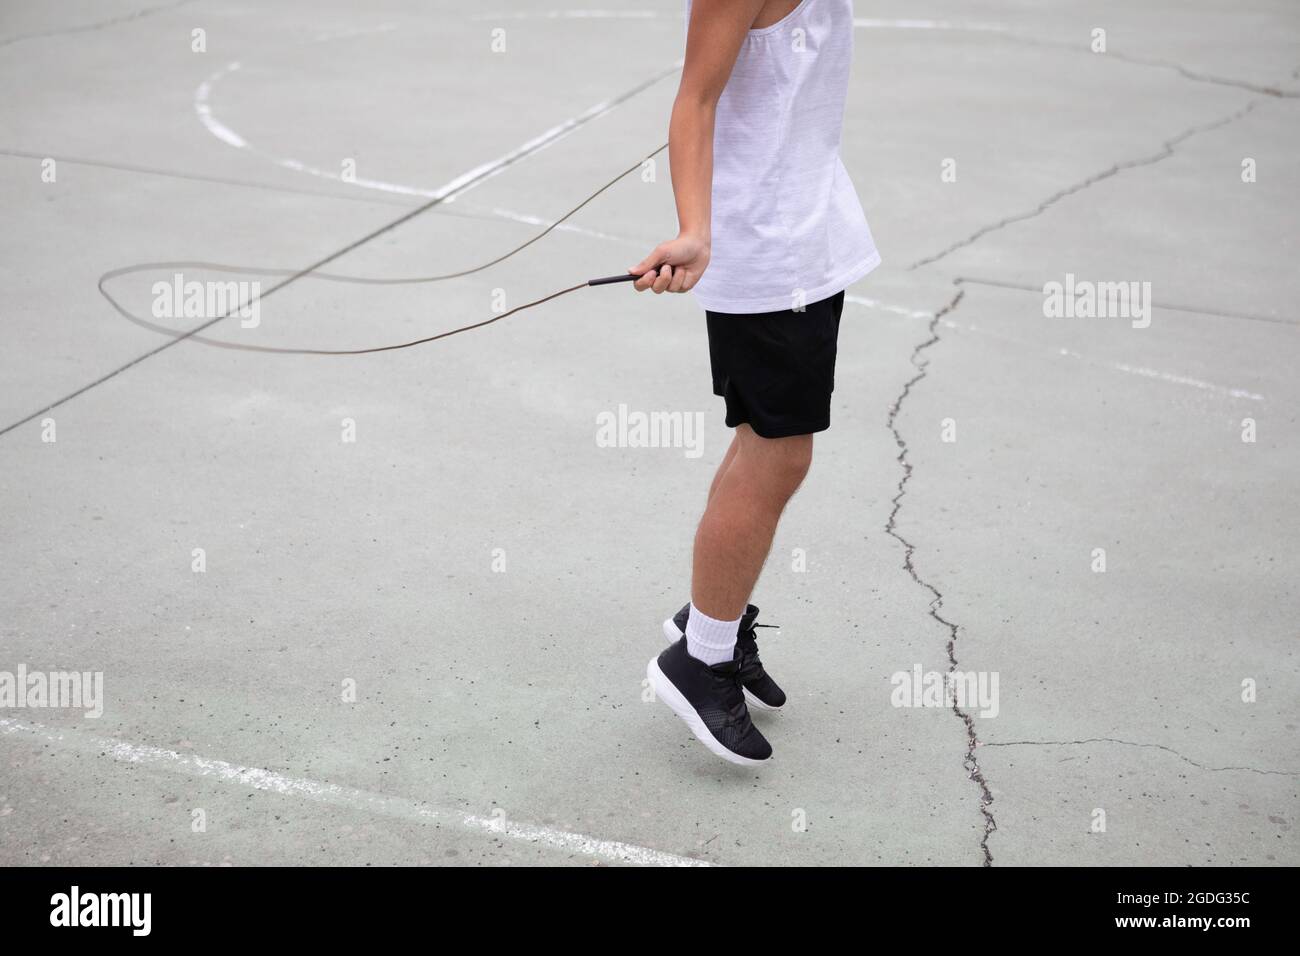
[705,290,845,439]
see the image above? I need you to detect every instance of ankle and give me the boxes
[684,603,741,666]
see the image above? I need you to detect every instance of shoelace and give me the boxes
[710,668,751,723]
[737,622,777,682]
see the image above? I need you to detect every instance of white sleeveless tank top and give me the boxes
[686,0,880,314]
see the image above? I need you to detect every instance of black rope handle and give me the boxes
[587,273,639,287]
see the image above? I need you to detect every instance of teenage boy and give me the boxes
[633,0,880,765]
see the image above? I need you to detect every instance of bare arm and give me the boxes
[630,0,766,294]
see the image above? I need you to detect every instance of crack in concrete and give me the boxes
[873,21,1299,867]
[982,738,1300,777]
[1101,51,1300,99]
[884,287,998,866]
[910,99,1261,271]
[994,32,1300,99]
[0,0,197,50]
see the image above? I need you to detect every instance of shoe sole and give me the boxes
[662,618,782,713]
[646,657,768,767]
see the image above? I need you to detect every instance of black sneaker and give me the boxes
[663,604,786,712]
[646,638,772,766]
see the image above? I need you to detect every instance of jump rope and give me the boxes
[96,144,670,356]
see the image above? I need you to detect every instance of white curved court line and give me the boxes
[0,716,708,867]
[194,24,679,203]
[194,22,403,161]
[193,14,1006,218]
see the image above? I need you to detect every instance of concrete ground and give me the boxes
[0,0,1296,867]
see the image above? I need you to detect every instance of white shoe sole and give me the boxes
[661,618,782,713]
[661,618,682,644]
[646,657,767,767]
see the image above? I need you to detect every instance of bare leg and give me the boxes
[707,432,741,503]
[691,424,812,620]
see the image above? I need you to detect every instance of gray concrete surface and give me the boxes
[0,0,1296,866]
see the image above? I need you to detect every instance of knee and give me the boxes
[766,437,813,500]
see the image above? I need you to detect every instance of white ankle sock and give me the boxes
[685,603,741,666]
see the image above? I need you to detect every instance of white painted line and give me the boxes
[194,53,436,199]
[473,10,662,20]
[193,62,248,150]
[844,293,934,319]
[1106,362,1265,401]
[846,296,1266,401]
[471,11,1009,31]
[479,205,639,243]
[428,61,679,204]
[194,24,678,203]
[0,716,708,867]
[853,18,1008,32]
